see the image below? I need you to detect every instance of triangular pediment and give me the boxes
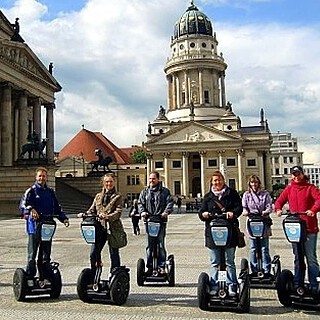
[146,122,242,146]
[0,11,14,40]
[0,39,61,91]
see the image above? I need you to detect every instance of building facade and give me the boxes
[0,12,60,215]
[144,2,272,197]
[270,132,303,185]
[304,164,320,189]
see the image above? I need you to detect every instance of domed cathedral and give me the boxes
[144,1,272,198]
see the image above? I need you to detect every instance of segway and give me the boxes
[13,217,62,301]
[77,214,130,305]
[276,212,320,308]
[137,215,175,286]
[247,214,281,288]
[197,213,250,313]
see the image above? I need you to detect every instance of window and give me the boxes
[247,159,256,167]
[155,161,163,169]
[182,92,186,105]
[226,158,236,166]
[283,157,287,163]
[275,168,280,175]
[284,168,288,175]
[289,157,293,163]
[208,159,217,167]
[274,157,279,164]
[172,160,181,168]
[229,179,236,189]
[174,181,181,195]
[204,90,209,103]
[127,175,140,185]
[192,161,201,169]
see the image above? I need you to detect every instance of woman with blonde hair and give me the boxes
[199,170,243,296]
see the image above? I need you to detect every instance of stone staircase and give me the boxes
[56,178,96,216]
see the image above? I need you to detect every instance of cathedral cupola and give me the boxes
[173,0,213,39]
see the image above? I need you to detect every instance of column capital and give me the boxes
[0,81,13,89]
[146,152,153,159]
[236,148,244,155]
[163,152,171,158]
[199,150,207,156]
[218,149,225,154]
[182,151,189,158]
[44,102,55,110]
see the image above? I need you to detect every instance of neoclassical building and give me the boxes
[0,11,61,214]
[145,2,272,197]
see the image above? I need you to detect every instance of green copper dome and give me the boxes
[174,2,213,39]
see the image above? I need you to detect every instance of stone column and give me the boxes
[184,71,189,106]
[1,83,13,166]
[33,97,42,140]
[218,150,226,177]
[175,76,180,109]
[236,149,244,191]
[200,151,207,197]
[258,151,264,186]
[146,153,153,179]
[18,91,29,154]
[182,152,189,197]
[45,103,55,162]
[163,152,171,188]
[170,74,177,110]
[220,71,226,108]
[199,69,203,105]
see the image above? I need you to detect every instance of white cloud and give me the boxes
[2,0,320,163]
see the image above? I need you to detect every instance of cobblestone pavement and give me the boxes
[1,210,320,319]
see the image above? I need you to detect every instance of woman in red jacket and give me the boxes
[275,165,320,293]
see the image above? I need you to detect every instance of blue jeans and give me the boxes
[292,233,320,288]
[208,247,237,288]
[90,231,120,272]
[26,233,52,279]
[146,224,167,269]
[249,237,271,273]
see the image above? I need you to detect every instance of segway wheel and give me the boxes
[50,268,62,299]
[77,268,93,303]
[238,276,250,313]
[167,255,175,287]
[240,258,249,272]
[276,269,293,307]
[273,258,281,280]
[137,258,145,286]
[197,272,209,311]
[13,268,27,302]
[110,271,130,305]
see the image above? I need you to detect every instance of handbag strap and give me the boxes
[213,199,226,212]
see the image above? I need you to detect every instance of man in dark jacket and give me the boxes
[19,167,69,284]
[138,171,173,274]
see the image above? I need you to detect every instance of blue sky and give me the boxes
[1,0,319,163]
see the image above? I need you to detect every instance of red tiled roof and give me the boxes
[120,146,145,159]
[58,129,132,164]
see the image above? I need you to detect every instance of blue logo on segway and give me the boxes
[147,222,161,237]
[284,222,301,243]
[211,226,228,246]
[250,221,264,238]
[82,226,96,244]
[41,224,56,241]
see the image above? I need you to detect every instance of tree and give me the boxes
[131,149,147,164]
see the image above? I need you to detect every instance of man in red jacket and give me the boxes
[275,165,320,293]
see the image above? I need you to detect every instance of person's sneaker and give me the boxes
[146,267,153,275]
[159,267,166,275]
[228,284,237,297]
[209,286,218,295]
[27,279,34,287]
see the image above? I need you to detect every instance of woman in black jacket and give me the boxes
[199,170,243,297]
